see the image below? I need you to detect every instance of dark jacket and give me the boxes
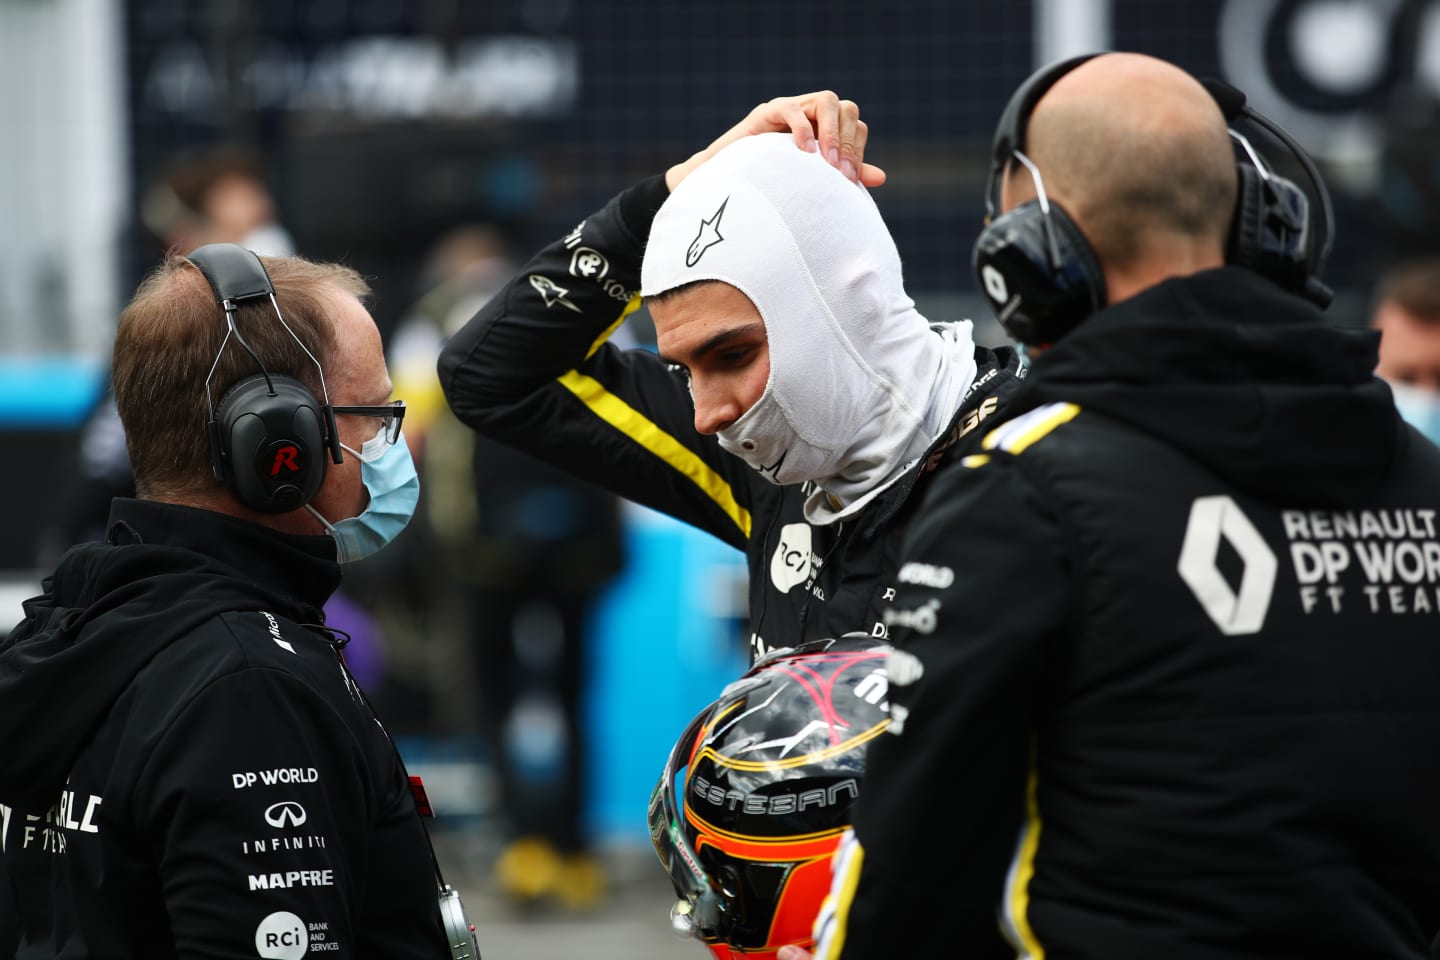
[437,175,1024,662]
[831,267,1440,960]
[0,499,448,959]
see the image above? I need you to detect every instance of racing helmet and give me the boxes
[648,636,893,959]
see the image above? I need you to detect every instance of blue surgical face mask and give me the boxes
[1389,380,1440,448]
[305,425,419,563]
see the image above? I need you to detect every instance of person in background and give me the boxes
[1372,256,1440,443]
[35,148,297,571]
[140,147,295,257]
[389,225,627,911]
[803,52,1440,960]
[0,246,454,957]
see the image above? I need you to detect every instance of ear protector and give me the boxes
[188,243,343,513]
[973,53,1336,347]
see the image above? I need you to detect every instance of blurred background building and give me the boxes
[5,0,1440,954]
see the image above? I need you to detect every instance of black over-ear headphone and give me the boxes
[188,243,343,513]
[972,53,1336,347]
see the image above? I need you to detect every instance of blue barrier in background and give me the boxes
[391,504,749,852]
[582,503,749,844]
[0,355,105,429]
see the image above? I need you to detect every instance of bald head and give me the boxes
[1009,53,1236,283]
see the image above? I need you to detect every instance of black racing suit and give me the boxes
[437,174,1024,663]
[823,267,1440,959]
[0,499,448,959]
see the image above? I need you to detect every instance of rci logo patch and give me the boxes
[1177,495,1278,635]
[255,910,307,960]
[770,522,813,594]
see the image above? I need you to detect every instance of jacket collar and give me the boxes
[107,498,341,615]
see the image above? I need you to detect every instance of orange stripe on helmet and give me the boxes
[691,825,846,863]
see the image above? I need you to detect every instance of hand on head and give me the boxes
[667,91,887,191]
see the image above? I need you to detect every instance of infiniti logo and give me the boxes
[264,801,307,829]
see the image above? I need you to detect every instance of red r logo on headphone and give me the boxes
[269,445,301,476]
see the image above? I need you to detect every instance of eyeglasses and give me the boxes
[331,399,406,444]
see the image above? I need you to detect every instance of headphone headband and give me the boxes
[188,243,342,513]
[188,242,276,305]
[973,53,1334,347]
[985,53,1099,219]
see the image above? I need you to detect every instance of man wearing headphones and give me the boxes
[0,249,459,957]
[438,95,1023,673]
[803,53,1440,959]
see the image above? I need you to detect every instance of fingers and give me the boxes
[834,100,862,183]
[809,94,871,185]
[810,90,843,170]
[734,91,875,185]
[806,91,864,183]
[754,90,852,178]
[772,98,820,155]
[849,117,888,186]
[668,91,884,193]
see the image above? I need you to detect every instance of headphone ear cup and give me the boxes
[1226,163,1266,271]
[1226,163,1312,296]
[212,374,328,514]
[972,201,1106,346]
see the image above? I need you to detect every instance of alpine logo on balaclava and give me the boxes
[640,134,979,524]
[686,198,728,267]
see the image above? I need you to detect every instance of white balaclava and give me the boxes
[641,133,978,524]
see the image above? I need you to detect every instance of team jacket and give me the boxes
[0,499,448,959]
[437,174,1024,663]
[819,267,1440,959]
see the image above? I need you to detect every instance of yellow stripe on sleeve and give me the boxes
[983,402,1080,455]
[811,828,863,960]
[584,294,644,360]
[1001,748,1045,959]
[555,369,752,539]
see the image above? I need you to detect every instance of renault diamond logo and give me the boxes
[264,801,308,829]
[1177,495,1278,635]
